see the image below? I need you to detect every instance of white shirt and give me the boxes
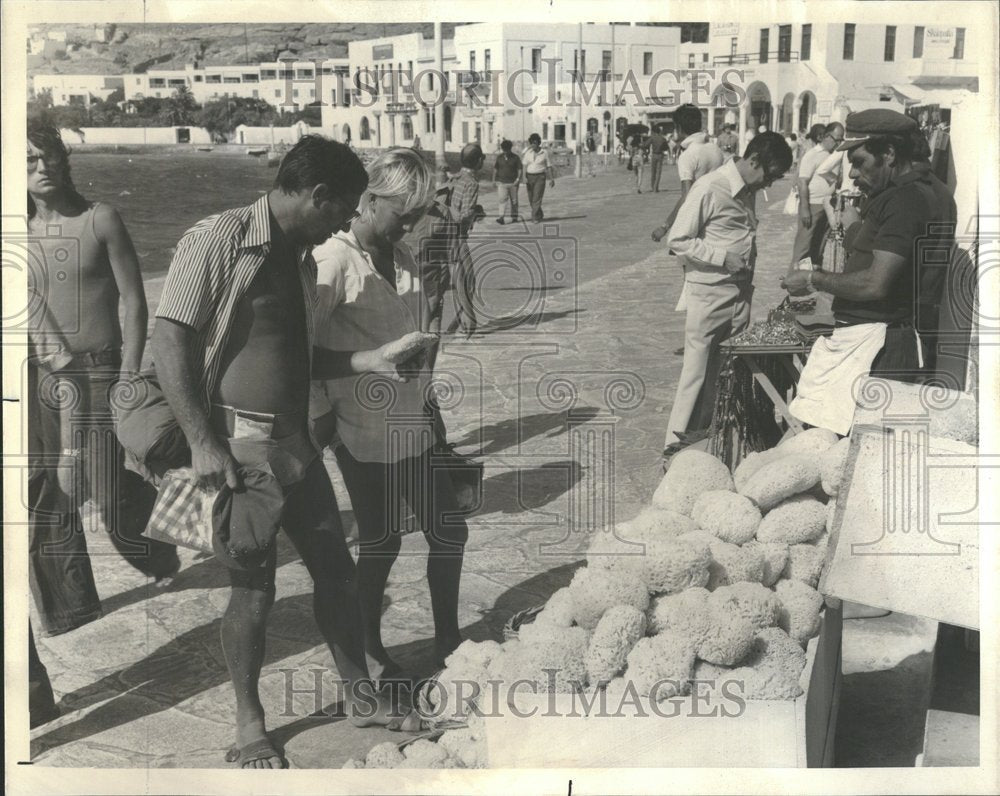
[676,131,725,184]
[522,146,550,174]
[797,143,838,205]
[310,229,431,463]
[666,158,757,286]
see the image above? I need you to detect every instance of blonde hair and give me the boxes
[365,147,435,214]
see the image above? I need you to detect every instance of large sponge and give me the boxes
[652,449,735,516]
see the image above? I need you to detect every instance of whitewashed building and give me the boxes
[32,74,125,106]
[700,22,978,146]
[320,23,683,153]
[124,56,349,110]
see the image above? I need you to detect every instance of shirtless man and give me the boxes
[26,120,178,647]
[152,136,420,769]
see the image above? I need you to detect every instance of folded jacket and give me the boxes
[211,466,284,570]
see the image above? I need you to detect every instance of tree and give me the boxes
[196,96,280,139]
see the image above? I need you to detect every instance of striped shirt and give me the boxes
[156,194,318,403]
[666,158,758,286]
[451,168,480,238]
[309,229,431,463]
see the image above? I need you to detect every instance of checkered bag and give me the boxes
[142,467,218,555]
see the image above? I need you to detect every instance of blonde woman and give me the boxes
[311,148,468,677]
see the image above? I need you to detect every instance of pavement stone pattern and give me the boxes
[27,165,938,768]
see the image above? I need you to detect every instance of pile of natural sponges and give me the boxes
[351,430,848,768]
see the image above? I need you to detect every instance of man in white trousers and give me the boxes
[663,132,793,448]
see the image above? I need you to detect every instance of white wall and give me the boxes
[59,127,213,145]
[234,123,311,145]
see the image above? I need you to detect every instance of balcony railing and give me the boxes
[713,50,800,66]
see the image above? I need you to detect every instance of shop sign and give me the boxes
[372,44,394,60]
[712,22,740,38]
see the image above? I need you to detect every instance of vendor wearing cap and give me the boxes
[780,109,957,435]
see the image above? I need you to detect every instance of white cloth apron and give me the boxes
[789,322,887,435]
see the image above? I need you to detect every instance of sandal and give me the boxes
[224,737,288,769]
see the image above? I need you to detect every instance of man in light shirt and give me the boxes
[789,121,845,271]
[650,104,725,243]
[663,132,793,447]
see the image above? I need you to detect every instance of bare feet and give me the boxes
[347,681,424,732]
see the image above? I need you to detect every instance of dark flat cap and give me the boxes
[837,108,919,151]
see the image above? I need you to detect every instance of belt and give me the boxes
[69,349,121,368]
[210,404,308,439]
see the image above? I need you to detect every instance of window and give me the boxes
[843,24,855,60]
[252,89,258,98]
[206,74,222,84]
[580,49,585,75]
[759,28,769,63]
[484,49,491,72]
[275,89,281,97]
[461,121,469,143]
[778,24,791,62]
[224,76,241,84]
[193,75,203,82]
[884,26,896,61]
[261,69,277,79]
[702,53,709,63]
[643,51,652,75]
[730,37,738,64]
[408,60,413,77]
[243,74,259,83]
[913,26,924,58]
[360,116,370,140]
[331,89,337,104]
[571,122,577,140]
[531,48,542,73]
[602,49,612,72]
[469,51,475,72]
[801,24,812,60]
[293,88,299,98]
[542,122,548,140]
[953,28,965,59]
[688,53,695,68]
[296,69,313,79]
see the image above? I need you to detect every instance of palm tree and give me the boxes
[170,83,198,125]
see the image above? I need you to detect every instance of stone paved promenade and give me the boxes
[27,162,937,769]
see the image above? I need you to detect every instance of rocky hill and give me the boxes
[27,23,468,79]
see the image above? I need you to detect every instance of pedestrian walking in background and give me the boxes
[26,119,180,643]
[522,133,556,222]
[663,133,793,447]
[716,124,739,159]
[445,143,487,337]
[646,124,669,192]
[628,134,646,193]
[492,139,522,224]
[789,121,845,271]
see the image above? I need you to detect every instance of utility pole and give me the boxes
[575,22,584,178]
[434,22,445,166]
[609,23,615,155]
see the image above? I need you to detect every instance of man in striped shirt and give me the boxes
[663,132,793,447]
[151,136,422,768]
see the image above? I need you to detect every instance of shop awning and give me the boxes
[890,83,975,109]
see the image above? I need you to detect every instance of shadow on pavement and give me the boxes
[266,560,584,755]
[31,558,583,761]
[450,408,600,457]
[474,460,584,516]
[473,308,583,335]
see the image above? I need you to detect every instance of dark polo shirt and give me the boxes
[494,152,522,184]
[833,166,956,326]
